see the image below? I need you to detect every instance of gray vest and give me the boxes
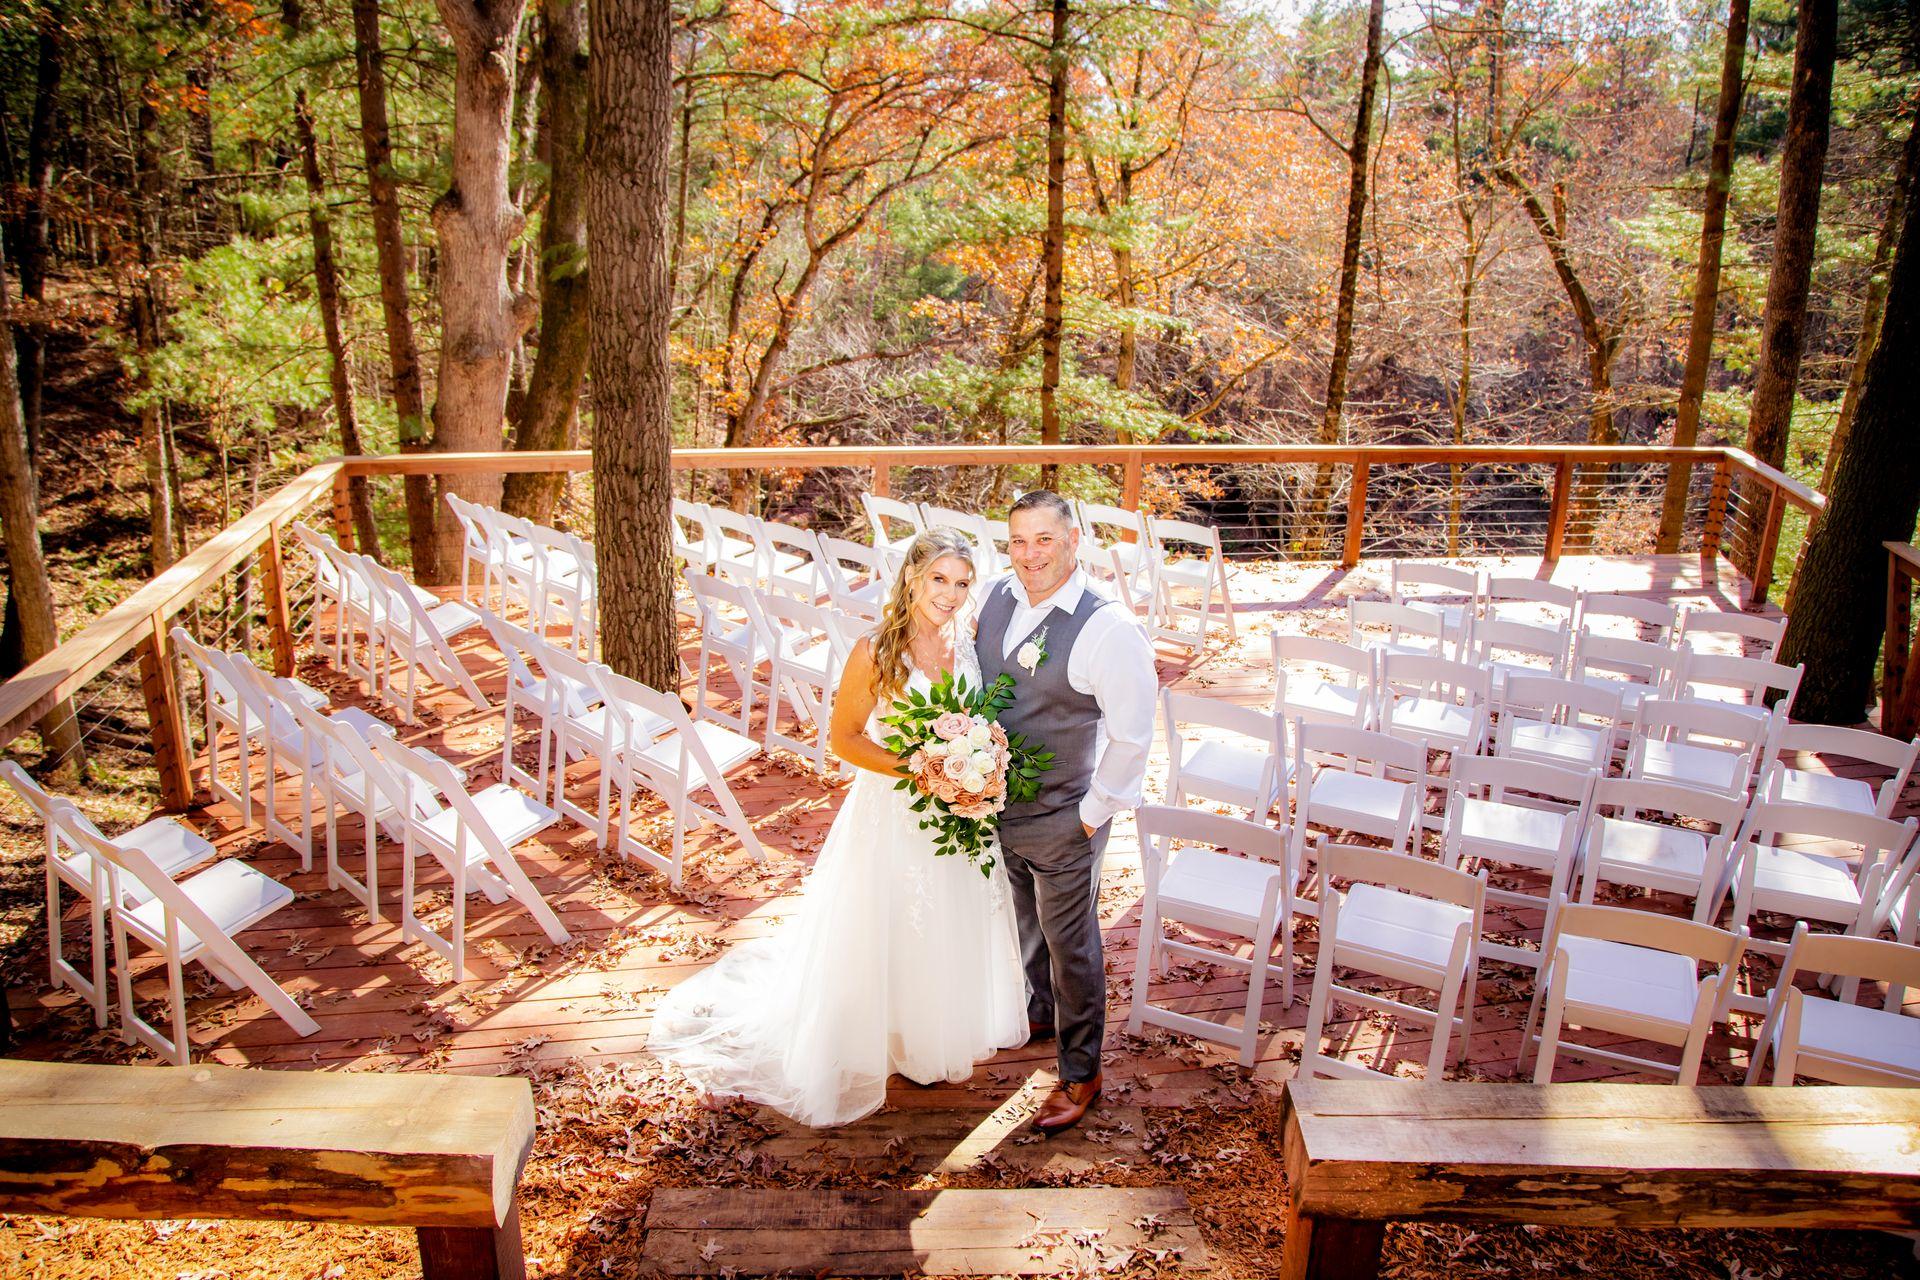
[977,578,1111,825]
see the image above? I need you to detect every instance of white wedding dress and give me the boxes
[647,634,1029,1127]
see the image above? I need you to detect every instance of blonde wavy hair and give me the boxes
[870,527,978,700]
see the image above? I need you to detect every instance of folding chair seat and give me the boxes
[1577,592,1677,645]
[818,535,889,622]
[1569,629,1680,718]
[1389,562,1480,654]
[1522,899,1746,1084]
[1348,598,1450,663]
[1470,616,1569,699]
[1720,802,1920,1015]
[1441,755,1593,968]
[1374,652,1490,758]
[1674,649,1803,727]
[597,666,767,885]
[1625,696,1771,797]
[1,762,218,1029]
[1126,806,1292,1066]
[757,591,853,775]
[1272,634,1373,730]
[1146,517,1235,647]
[370,734,570,981]
[861,493,925,561]
[685,570,771,735]
[1759,722,1920,820]
[1162,690,1288,819]
[1493,673,1620,774]
[1677,606,1785,662]
[1746,924,1920,1086]
[1575,777,1745,924]
[1483,575,1579,630]
[70,821,318,1065]
[1301,843,1485,1080]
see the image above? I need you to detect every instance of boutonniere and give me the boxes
[1016,627,1049,675]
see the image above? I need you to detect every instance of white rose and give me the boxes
[923,740,950,758]
[968,722,992,749]
[969,749,996,774]
[960,768,987,793]
[942,753,970,780]
[1016,641,1041,671]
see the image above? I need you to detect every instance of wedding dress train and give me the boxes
[647,638,1029,1127]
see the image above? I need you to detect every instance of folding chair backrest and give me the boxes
[819,536,885,598]
[1485,575,1579,611]
[533,634,608,719]
[1547,899,1744,968]
[761,520,825,597]
[1147,517,1222,557]
[1322,841,1483,910]
[1763,723,1920,809]
[1274,634,1373,685]
[1297,721,1427,778]
[671,499,716,567]
[1135,804,1285,863]
[861,493,925,546]
[1738,800,1918,868]
[1473,616,1569,671]
[290,521,346,591]
[1572,629,1680,694]
[1633,696,1771,754]
[1391,561,1479,601]
[1076,501,1147,546]
[1778,923,1920,1011]
[1591,776,1746,835]
[756,590,841,663]
[920,505,995,559]
[1579,592,1677,642]
[1163,690,1281,750]
[1348,598,1445,648]
[1378,652,1490,705]
[1677,607,1785,661]
[1498,673,1621,724]
[686,569,763,634]
[444,494,491,558]
[1450,752,1593,809]
[1677,650,1803,717]
[171,626,248,723]
[0,760,94,877]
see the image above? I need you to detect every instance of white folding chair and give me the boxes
[921,504,1003,578]
[1721,802,1920,1015]
[1745,924,1920,1086]
[1146,516,1235,647]
[444,493,512,609]
[368,561,490,719]
[1389,562,1479,654]
[1072,501,1152,599]
[1674,649,1803,726]
[1,762,217,1029]
[171,627,327,832]
[291,520,361,668]
[1301,843,1485,1081]
[223,653,329,868]
[1677,607,1785,662]
[534,638,627,847]
[1577,592,1677,645]
[1441,755,1593,968]
[671,499,718,574]
[1759,723,1920,820]
[756,591,852,775]
[685,570,770,736]
[288,698,431,923]
[1075,538,1143,614]
[1287,722,1429,952]
[1625,697,1772,797]
[818,535,890,622]
[1569,629,1681,718]
[1127,806,1292,1066]
[1348,598,1449,662]
[705,504,766,586]
[1374,652,1491,758]
[1483,575,1579,630]
[1162,690,1287,819]
[1470,616,1569,698]
[597,666,767,885]
[1493,673,1621,774]
[759,519,828,602]
[1272,634,1374,730]
[72,819,318,1066]
[1577,777,1748,925]
[1521,898,1746,1084]
[369,734,570,982]
[528,523,597,657]
[861,493,925,560]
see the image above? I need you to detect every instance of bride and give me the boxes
[648,528,1030,1126]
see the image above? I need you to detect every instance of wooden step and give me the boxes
[738,1102,1151,1178]
[640,1186,1207,1276]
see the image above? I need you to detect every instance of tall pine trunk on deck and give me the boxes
[1037,0,1070,491]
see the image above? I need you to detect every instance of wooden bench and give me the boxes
[1280,1079,1920,1280]
[0,1060,534,1279]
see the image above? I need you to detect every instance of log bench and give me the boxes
[0,1060,535,1279]
[1279,1079,1920,1280]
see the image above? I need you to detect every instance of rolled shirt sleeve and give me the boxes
[1071,605,1159,831]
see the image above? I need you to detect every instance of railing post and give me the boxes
[135,614,195,811]
[1342,461,1369,569]
[1888,547,1917,740]
[1747,485,1787,606]
[262,521,295,677]
[331,471,356,552]
[1701,454,1733,559]
[1544,459,1574,563]
[871,464,891,499]
[1121,450,1143,511]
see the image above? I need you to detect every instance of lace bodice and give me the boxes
[865,630,982,741]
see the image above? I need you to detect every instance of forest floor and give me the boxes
[1,316,1914,1280]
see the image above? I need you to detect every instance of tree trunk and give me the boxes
[1449,253,1475,557]
[588,0,677,687]
[15,27,60,462]
[131,93,175,574]
[352,0,439,577]
[0,242,81,768]
[1037,0,1069,491]
[1738,0,1838,579]
[1657,0,1749,554]
[294,92,382,559]
[1307,0,1385,541]
[429,0,536,574]
[1777,147,1920,723]
[503,0,590,523]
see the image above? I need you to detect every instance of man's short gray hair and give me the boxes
[1010,489,1075,525]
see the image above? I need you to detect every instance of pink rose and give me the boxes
[932,778,963,804]
[932,712,973,741]
[942,753,970,781]
[950,800,994,820]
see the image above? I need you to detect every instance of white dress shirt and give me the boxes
[993,570,1158,831]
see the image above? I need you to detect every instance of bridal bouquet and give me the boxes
[880,671,1054,875]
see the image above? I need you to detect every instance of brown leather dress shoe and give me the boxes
[1032,1074,1102,1136]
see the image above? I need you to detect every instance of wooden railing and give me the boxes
[0,442,1820,816]
[1887,542,1920,740]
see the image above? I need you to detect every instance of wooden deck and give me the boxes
[6,552,1904,1107]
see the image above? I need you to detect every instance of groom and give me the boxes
[978,491,1157,1134]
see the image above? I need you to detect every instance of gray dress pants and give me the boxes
[1000,807,1110,1084]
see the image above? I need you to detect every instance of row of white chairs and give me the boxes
[445,495,599,657]
[1129,804,1920,1087]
